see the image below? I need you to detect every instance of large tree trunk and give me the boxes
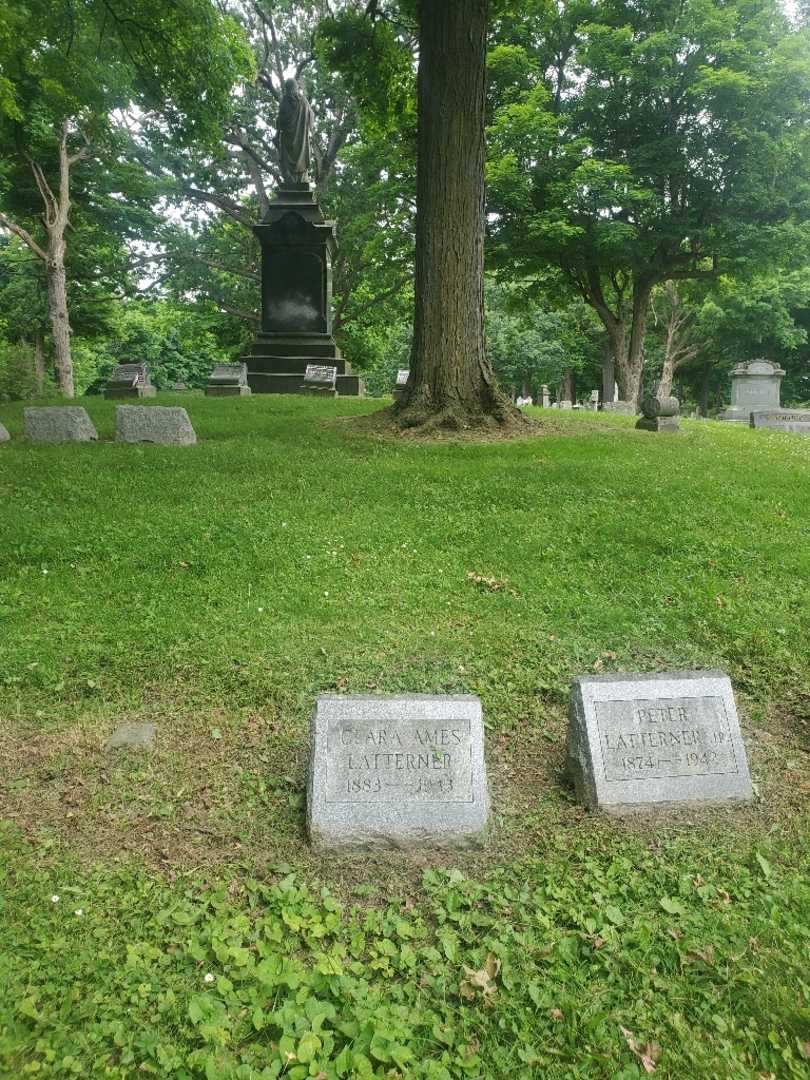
[396,0,518,431]
[601,339,615,403]
[46,232,74,397]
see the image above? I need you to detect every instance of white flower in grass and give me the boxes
[74,908,84,917]
[50,894,60,903]
[204,972,215,984]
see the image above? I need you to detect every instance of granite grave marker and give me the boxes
[115,405,196,445]
[206,362,251,397]
[567,670,752,813]
[751,409,810,435]
[24,407,98,443]
[104,363,157,400]
[308,694,489,850]
[0,421,9,443]
[301,363,337,395]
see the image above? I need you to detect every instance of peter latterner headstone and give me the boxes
[308,694,489,850]
[751,409,810,435]
[393,368,410,402]
[24,407,98,443]
[567,670,752,813]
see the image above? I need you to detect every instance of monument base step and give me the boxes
[104,387,157,400]
[245,356,353,377]
[247,372,363,397]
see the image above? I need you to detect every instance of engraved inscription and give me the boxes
[326,717,473,803]
[595,696,739,783]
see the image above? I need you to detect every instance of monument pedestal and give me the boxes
[243,184,362,397]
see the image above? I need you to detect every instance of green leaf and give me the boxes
[296,1032,322,1064]
[659,896,685,916]
[755,853,773,879]
[604,904,625,926]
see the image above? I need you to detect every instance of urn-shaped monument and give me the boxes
[718,360,784,423]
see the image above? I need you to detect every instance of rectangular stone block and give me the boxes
[115,405,196,445]
[636,416,679,432]
[567,670,753,814]
[24,407,98,443]
[751,409,810,435]
[308,694,489,851]
[104,363,157,399]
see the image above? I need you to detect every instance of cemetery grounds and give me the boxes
[0,394,809,1079]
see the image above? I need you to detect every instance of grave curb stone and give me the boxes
[750,409,810,435]
[115,405,197,445]
[104,722,157,751]
[308,693,489,851]
[567,669,753,814]
[0,421,9,443]
[24,406,98,443]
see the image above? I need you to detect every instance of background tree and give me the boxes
[488,0,810,405]
[0,0,250,395]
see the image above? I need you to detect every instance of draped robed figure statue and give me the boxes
[275,77,315,186]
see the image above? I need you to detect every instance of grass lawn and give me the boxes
[1,394,809,1078]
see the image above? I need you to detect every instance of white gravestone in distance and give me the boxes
[0,421,10,443]
[567,670,753,814]
[751,409,810,435]
[308,694,489,850]
[718,359,785,423]
[393,369,410,402]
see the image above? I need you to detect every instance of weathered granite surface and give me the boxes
[567,670,753,814]
[104,723,156,751]
[115,405,196,445]
[206,362,251,397]
[601,401,636,415]
[719,359,784,423]
[751,409,810,435]
[24,407,98,443]
[636,394,680,432]
[308,694,489,850]
[0,421,9,443]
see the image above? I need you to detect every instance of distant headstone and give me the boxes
[104,723,156,751]
[104,363,157,400]
[601,401,636,415]
[205,362,251,397]
[567,670,753,814]
[24,407,98,444]
[308,694,489,850]
[558,400,573,410]
[393,368,410,402]
[0,421,9,443]
[719,359,785,423]
[115,405,196,445]
[302,363,338,396]
[589,389,600,410]
[636,394,680,433]
[540,384,550,407]
[751,409,810,435]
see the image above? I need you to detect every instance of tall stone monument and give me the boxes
[243,80,362,397]
[718,359,785,423]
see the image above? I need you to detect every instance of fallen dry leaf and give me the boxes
[459,952,500,1006]
[620,1026,662,1075]
[549,1007,563,1021]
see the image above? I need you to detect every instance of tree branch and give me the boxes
[0,212,48,261]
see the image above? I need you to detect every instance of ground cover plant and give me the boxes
[1,396,809,1078]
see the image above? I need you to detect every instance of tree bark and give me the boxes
[396,0,518,430]
[601,339,615,403]
[0,120,87,397]
[33,332,45,394]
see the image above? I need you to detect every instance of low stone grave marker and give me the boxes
[636,394,680,433]
[301,364,338,396]
[308,694,489,850]
[0,421,10,443]
[206,362,251,397]
[750,409,810,435]
[104,363,157,400]
[567,670,753,814]
[115,405,196,445]
[601,401,636,415]
[24,407,98,444]
[104,723,156,751]
[393,368,410,402]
